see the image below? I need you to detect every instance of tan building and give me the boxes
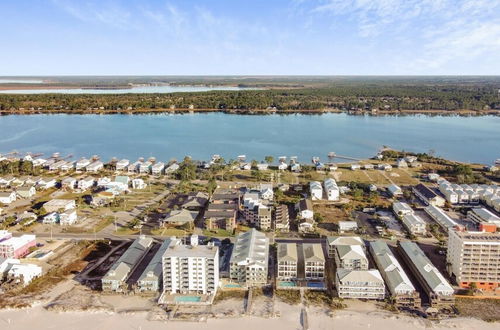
[447,230,500,291]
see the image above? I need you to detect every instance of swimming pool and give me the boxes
[307,282,324,288]
[224,283,242,288]
[174,296,201,302]
[279,281,297,287]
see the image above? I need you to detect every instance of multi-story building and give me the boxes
[424,205,461,232]
[242,190,272,230]
[334,244,369,270]
[309,181,323,200]
[447,230,500,291]
[230,229,269,287]
[272,204,290,232]
[0,234,36,258]
[393,202,414,217]
[135,238,172,293]
[326,236,364,258]
[467,208,500,228]
[204,189,240,231]
[402,214,427,235]
[412,184,445,207]
[369,241,420,308]
[399,241,454,308]
[336,269,385,300]
[102,236,153,292]
[324,178,340,201]
[160,238,219,300]
[303,243,325,280]
[277,243,298,280]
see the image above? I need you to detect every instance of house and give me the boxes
[86,161,104,173]
[132,178,147,189]
[61,177,77,190]
[43,209,78,226]
[402,214,427,235]
[387,184,403,197]
[0,235,36,258]
[369,240,420,308]
[139,161,152,174]
[428,173,440,181]
[329,164,338,171]
[6,263,42,286]
[181,192,209,210]
[60,161,74,172]
[350,164,361,170]
[0,191,17,205]
[277,162,288,171]
[36,178,56,190]
[165,163,180,174]
[256,163,269,171]
[277,243,298,280]
[336,269,385,300]
[127,161,142,173]
[32,158,47,167]
[229,229,269,287]
[290,163,301,172]
[397,158,408,168]
[326,236,364,258]
[11,177,28,186]
[296,199,314,220]
[16,212,37,226]
[324,178,340,201]
[399,241,454,308]
[0,176,15,187]
[16,185,36,199]
[152,162,165,175]
[364,164,375,170]
[75,158,91,170]
[161,209,198,227]
[102,236,153,292]
[242,190,272,230]
[42,199,76,213]
[115,159,130,171]
[413,184,445,207]
[97,177,111,187]
[378,164,392,171]
[259,183,274,200]
[334,244,369,270]
[49,160,66,171]
[392,202,414,217]
[309,181,323,200]
[338,221,358,233]
[78,177,95,191]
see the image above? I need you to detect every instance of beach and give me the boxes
[0,301,497,330]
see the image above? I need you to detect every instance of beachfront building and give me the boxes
[204,189,239,231]
[127,161,141,173]
[139,161,152,174]
[412,184,445,207]
[0,235,36,258]
[6,263,42,286]
[78,177,95,191]
[393,202,414,217]
[335,269,385,300]
[303,244,325,280]
[272,204,290,232]
[102,236,153,292]
[42,199,76,213]
[135,239,172,293]
[398,241,454,308]
[160,238,219,300]
[36,178,57,190]
[230,229,269,287]
[401,214,427,235]
[326,236,364,258]
[467,208,500,228]
[132,178,147,189]
[152,162,165,176]
[309,181,323,200]
[369,241,420,308]
[447,230,500,291]
[324,178,340,201]
[333,244,368,270]
[61,177,77,190]
[424,205,461,232]
[277,243,298,280]
[115,159,130,171]
[75,158,91,170]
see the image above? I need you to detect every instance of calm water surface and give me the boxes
[0,113,498,164]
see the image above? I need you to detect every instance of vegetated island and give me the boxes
[0,76,499,115]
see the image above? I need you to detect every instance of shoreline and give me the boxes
[1,108,499,116]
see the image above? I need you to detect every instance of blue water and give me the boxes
[174,296,202,302]
[0,113,498,164]
[0,85,257,94]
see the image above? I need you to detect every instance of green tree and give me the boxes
[265,156,274,164]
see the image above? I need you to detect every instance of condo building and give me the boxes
[230,229,269,287]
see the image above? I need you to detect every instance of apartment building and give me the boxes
[424,205,461,232]
[135,238,172,293]
[0,235,36,258]
[447,230,500,291]
[272,204,290,232]
[393,202,414,217]
[102,236,153,292]
[369,241,420,308]
[303,243,325,280]
[160,238,219,299]
[204,189,240,231]
[277,243,298,280]
[324,178,340,201]
[402,214,427,235]
[309,181,323,200]
[412,184,445,207]
[230,229,269,287]
[326,236,364,258]
[467,208,500,228]
[399,241,454,308]
[334,244,368,270]
[242,190,272,230]
[336,269,385,300]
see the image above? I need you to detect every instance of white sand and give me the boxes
[0,302,497,330]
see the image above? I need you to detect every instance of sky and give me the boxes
[1,0,500,75]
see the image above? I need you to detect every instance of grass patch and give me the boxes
[213,290,247,303]
[305,291,346,309]
[150,227,189,236]
[455,297,500,322]
[275,289,301,305]
[202,229,234,237]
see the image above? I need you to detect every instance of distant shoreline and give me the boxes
[0,108,499,116]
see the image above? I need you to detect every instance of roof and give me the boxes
[469,208,500,223]
[162,241,218,258]
[137,239,172,282]
[399,241,453,295]
[303,243,325,263]
[414,183,439,200]
[336,244,366,260]
[102,236,153,282]
[327,236,364,246]
[230,229,269,268]
[162,209,198,224]
[297,199,313,212]
[393,202,413,214]
[388,184,402,194]
[402,214,426,227]
[309,181,322,190]
[0,235,36,250]
[277,243,298,263]
[369,241,415,295]
[424,205,458,229]
[336,269,384,284]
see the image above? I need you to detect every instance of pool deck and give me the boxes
[158,292,215,305]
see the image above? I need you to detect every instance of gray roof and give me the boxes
[303,243,325,263]
[399,241,453,295]
[162,209,198,224]
[470,208,500,223]
[336,244,366,260]
[277,243,298,263]
[230,229,269,268]
[336,269,384,284]
[369,241,415,295]
[162,241,218,258]
[137,239,171,283]
[102,236,153,282]
[327,236,364,246]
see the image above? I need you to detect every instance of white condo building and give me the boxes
[230,229,269,287]
[324,178,340,201]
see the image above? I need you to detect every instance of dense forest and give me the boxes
[1,77,499,113]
